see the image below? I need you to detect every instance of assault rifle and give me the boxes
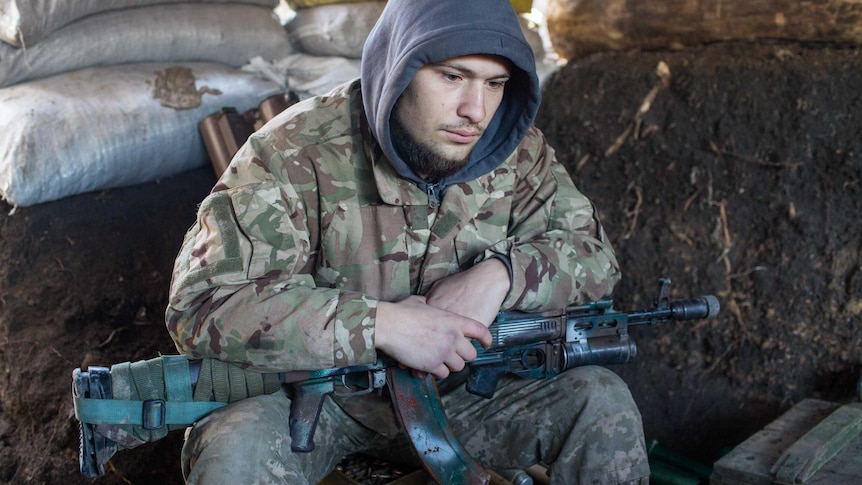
[465,277,719,398]
[73,278,718,483]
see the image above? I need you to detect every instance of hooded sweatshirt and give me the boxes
[360,0,540,196]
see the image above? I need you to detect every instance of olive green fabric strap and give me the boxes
[74,355,282,435]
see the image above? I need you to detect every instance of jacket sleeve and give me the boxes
[165,132,378,372]
[479,127,621,311]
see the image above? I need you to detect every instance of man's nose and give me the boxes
[456,83,486,123]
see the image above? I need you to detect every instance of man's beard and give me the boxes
[391,115,472,181]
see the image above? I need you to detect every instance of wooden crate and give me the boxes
[711,398,862,484]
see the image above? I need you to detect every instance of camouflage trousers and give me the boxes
[181,366,650,485]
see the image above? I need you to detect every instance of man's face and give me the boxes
[391,54,511,180]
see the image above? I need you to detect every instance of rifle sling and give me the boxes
[74,395,227,429]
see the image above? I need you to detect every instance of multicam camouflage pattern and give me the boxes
[166,79,620,376]
[167,76,642,483]
[444,367,650,484]
[181,367,649,485]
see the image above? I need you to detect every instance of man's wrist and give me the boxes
[479,257,512,295]
[485,253,513,287]
[373,301,393,351]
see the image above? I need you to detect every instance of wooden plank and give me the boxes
[547,0,862,61]
[804,434,862,484]
[771,403,862,484]
[710,399,839,484]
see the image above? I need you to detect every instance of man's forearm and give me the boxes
[425,258,511,325]
[167,283,378,372]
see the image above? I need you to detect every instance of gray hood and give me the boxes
[360,0,540,193]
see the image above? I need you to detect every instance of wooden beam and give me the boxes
[547,0,862,61]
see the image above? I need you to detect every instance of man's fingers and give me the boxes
[463,319,493,349]
[377,298,494,378]
[429,363,450,380]
[445,352,468,372]
[452,336,477,362]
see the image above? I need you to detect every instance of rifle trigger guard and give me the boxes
[335,369,387,397]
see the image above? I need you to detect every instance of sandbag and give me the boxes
[285,1,541,60]
[0,4,294,88]
[286,2,385,58]
[0,62,283,207]
[547,0,862,62]
[0,0,279,47]
[243,53,361,99]
[285,0,381,9]
[285,0,531,13]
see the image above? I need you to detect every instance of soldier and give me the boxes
[166,0,650,483]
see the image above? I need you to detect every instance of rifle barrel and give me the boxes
[627,295,720,326]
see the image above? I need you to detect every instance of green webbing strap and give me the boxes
[163,355,194,431]
[246,368,265,397]
[129,358,169,439]
[163,355,193,402]
[211,359,230,402]
[73,396,227,428]
[193,358,214,402]
[228,363,246,402]
[131,358,165,401]
[263,372,282,394]
[74,355,227,430]
[74,356,284,432]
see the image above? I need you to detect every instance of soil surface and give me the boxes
[2,40,861,484]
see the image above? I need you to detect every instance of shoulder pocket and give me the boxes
[172,192,246,297]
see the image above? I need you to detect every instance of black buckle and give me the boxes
[142,399,166,430]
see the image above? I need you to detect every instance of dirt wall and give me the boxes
[536,40,862,462]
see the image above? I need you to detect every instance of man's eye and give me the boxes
[488,80,507,89]
[444,73,462,82]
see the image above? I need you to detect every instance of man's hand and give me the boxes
[424,258,511,326]
[375,296,492,379]
[374,259,510,379]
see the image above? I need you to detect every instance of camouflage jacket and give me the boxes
[166,80,620,374]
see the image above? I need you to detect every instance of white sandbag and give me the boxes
[285,0,378,9]
[0,62,283,207]
[0,4,294,87]
[0,4,293,88]
[0,0,279,47]
[242,53,360,99]
[286,2,385,58]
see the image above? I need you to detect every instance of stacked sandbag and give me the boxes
[255,0,551,101]
[0,0,293,207]
[249,0,383,100]
[0,0,277,47]
[0,3,293,88]
[0,64,283,207]
[285,1,385,59]
[285,0,539,59]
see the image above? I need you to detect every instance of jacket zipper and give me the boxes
[426,182,440,209]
